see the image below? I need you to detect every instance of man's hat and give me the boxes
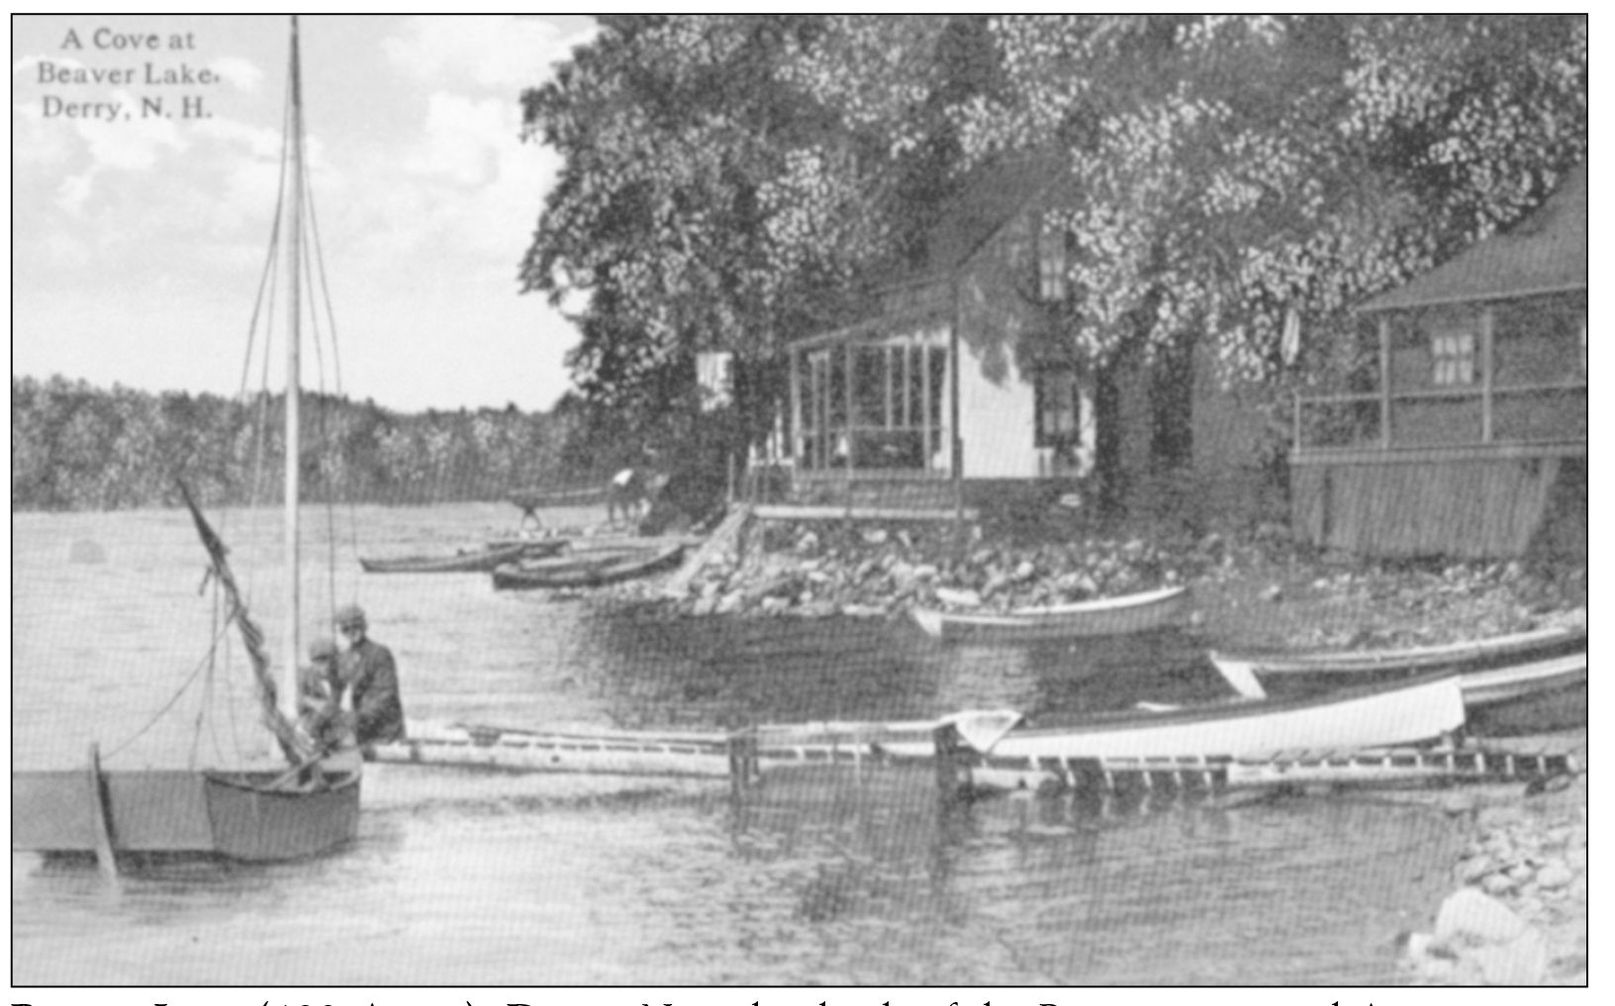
[308,636,338,660]
[333,604,367,630]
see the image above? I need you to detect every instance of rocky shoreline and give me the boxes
[593,512,1588,987]
[1400,752,1588,985]
[607,515,1584,651]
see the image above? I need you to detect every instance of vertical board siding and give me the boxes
[1292,457,1568,558]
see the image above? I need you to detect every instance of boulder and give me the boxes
[1435,888,1529,946]
[1534,861,1573,890]
[860,527,889,546]
[1474,929,1548,985]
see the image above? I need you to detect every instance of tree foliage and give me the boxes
[522,14,1585,433]
[10,375,575,511]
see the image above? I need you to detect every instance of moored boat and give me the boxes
[360,539,564,574]
[883,671,1466,766]
[911,585,1187,642]
[492,543,684,590]
[1209,624,1587,710]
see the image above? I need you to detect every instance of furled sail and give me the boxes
[178,482,313,766]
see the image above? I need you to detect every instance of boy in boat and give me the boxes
[333,604,406,753]
[296,637,346,748]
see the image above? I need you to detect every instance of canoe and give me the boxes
[367,717,953,778]
[12,767,360,862]
[360,540,564,574]
[484,537,572,554]
[885,671,1466,768]
[492,544,684,590]
[1209,624,1587,703]
[911,585,1187,642]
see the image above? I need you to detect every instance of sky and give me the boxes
[11,14,599,413]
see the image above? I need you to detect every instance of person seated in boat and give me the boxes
[333,604,405,753]
[296,636,345,746]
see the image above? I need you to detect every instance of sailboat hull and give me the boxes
[12,769,359,863]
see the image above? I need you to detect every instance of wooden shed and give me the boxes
[1290,166,1587,558]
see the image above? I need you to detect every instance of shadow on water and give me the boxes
[573,607,1234,731]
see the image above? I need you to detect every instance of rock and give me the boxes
[861,528,889,546]
[1474,929,1548,985]
[1482,873,1516,896]
[759,596,789,614]
[1436,888,1529,946]
[934,587,981,609]
[840,603,884,619]
[1505,863,1536,884]
[690,595,719,617]
[912,564,939,581]
[1456,856,1494,884]
[795,530,820,555]
[1196,531,1224,555]
[1012,560,1037,582]
[1535,862,1573,890]
[1261,583,1284,603]
[715,592,744,616]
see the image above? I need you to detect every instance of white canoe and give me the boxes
[1211,626,1587,703]
[911,585,1188,642]
[886,671,1465,763]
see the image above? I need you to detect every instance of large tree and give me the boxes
[522,15,1585,468]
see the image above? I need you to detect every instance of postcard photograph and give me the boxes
[9,13,1587,993]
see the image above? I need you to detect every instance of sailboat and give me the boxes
[11,17,360,869]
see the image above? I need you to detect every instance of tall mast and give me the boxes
[282,15,304,720]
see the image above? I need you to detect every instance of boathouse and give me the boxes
[1290,165,1587,558]
[776,157,1269,522]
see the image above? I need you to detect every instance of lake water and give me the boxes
[11,503,1463,986]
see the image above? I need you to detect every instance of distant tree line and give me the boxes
[11,374,584,511]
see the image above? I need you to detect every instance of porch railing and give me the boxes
[1292,381,1588,454]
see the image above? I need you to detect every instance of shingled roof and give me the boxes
[1359,165,1587,313]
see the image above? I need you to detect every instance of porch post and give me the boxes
[951,277,964,522]
[790,344,802,467]
[921,343,933,473]
[1480,306,1495,443]
[1378,315,1392,450]
[844,341,855,506]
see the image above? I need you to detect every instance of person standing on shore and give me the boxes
[332,604,405,752]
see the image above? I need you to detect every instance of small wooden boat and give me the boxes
[885,671,1466,766]
[1209,624,1587,705]
[492,543,684,590]
[910,585,1187,642]
[360,539,564,574]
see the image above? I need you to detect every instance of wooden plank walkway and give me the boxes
[659,504,752,599]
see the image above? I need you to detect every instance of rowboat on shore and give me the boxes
[1208,623,1587,703]
[910,585,1188,642]
[492,543,684,590]
[360,539,566,574]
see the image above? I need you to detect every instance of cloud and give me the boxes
[209,56,263,92]
[381,15,596,90]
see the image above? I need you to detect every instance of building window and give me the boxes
[1034,368,1080,448]
[1432,332,1476,386]
[1037,215,1068,302]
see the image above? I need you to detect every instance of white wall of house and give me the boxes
[955,330,1096,479]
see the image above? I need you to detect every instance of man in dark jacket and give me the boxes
[333,604,405,750]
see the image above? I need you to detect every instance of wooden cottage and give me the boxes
[1290,166,1587,558]
[775,157,1268,521]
